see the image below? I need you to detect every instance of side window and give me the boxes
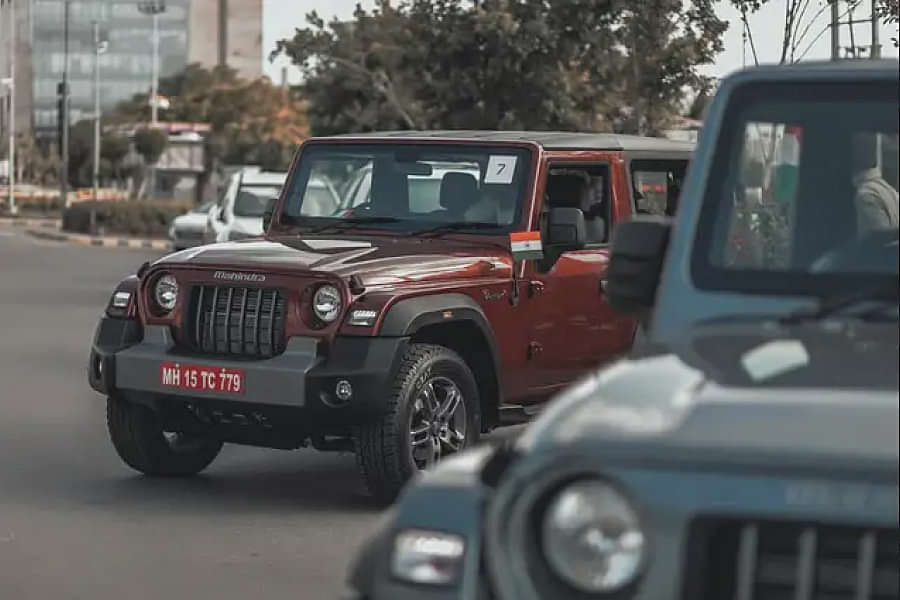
[543,165,610,245]
[630,159,689,217]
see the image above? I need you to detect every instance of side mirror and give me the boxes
[262,198,276,232]
[217,206,228,223]
[546,207,586,250]
[606,216,672,315]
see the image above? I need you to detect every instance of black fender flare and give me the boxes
[379,293,504,422]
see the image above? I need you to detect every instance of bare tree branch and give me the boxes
[793,0,833,56]
[790,0,813,61]
[780,0,802,64]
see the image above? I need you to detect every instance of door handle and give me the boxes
[528,280,545,298]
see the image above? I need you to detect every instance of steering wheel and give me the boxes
[810,229,899,274]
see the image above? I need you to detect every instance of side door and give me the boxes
[523,154,636,395]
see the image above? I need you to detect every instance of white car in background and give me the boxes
[205,168,288,243]
[168,200,215,250]
[205,168,340,243]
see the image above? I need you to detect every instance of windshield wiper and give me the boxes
[306,216,402,235]
[410,221,505,237]
[780,281,899,324]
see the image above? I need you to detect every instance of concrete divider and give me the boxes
[24,227,172,250]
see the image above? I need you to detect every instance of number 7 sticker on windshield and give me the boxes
[485,155,518,184]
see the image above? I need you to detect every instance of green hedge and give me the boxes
[62,201,185,237]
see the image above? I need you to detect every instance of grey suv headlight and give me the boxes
[541,479,645,593]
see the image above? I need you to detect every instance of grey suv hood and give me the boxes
[520,320,899,469]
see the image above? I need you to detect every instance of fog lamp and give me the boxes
[391,529,465,586]
[335,380,353,402]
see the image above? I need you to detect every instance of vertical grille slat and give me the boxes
[235,287,248,354]
[185,284,286,358]
[735,524,759,600]
[855,532,876,600]
[223,287,234,352]
[794,528,817,600]
[194,285,205,344]
[687,519,897,600]
[253,288,262,355]
[208,286,219,352]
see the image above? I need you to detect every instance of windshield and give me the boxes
[283,144,531,230]
[693,81,899,295]
[234,185,282,217]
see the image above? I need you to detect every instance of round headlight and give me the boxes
[541,479,645,593]
[312,284,342,323]
[153,274,178,312]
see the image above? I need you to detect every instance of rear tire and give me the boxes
[106,395,223,476]
[354,344,481,504]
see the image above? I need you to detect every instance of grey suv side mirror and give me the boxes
[606,216,672,315]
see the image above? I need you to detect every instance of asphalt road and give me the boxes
[0,226,518,599]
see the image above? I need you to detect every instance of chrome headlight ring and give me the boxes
[152,273,178,313]
[312,284,342,323]
[485,459,650,600]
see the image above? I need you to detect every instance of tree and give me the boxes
[272,0,726,136]
[112,63,309,170]
[67,120,96,188]
[100,133,130,186]
[616,1,726,134]
[133,128,168,165]
[14,135,60,187]
[876,0,899,47]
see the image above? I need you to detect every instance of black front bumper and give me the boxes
[89,317,408,435]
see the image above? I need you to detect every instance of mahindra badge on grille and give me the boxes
[212,271,267,283]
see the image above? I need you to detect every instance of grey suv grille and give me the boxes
[188,285,287,358]
[686,519,898,600]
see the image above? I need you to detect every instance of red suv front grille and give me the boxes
[186,285,287,358]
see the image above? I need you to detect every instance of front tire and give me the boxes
[354,344,481,503]
[106,395,223,476]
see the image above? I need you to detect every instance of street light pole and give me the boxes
[151,10,159,125]
[93,21,101,203]
[60,0,71,209]
[7,0,16,215]
[871,0,881,59]
[138,1,165,200]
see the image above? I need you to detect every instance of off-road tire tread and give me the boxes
[354,343,479,504]
[106,395,222,476]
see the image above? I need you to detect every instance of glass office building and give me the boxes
[2,0,189,136]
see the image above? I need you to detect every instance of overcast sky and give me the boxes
[262,0,899,84]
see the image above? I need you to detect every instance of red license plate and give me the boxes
[159,362,245,395]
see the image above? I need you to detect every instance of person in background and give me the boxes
[852,133,899,236]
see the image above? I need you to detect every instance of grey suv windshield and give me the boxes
[283,144,531,230]
[693,81,899,294]
[234,185,282,217]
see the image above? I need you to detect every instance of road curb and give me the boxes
[0,217,61,229]
[24,228,172,250]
